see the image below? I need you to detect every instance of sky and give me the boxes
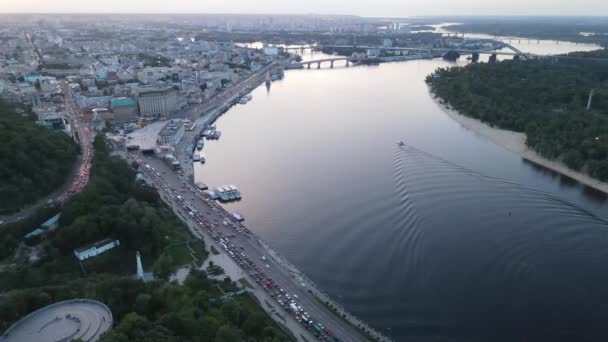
[1,0,608,17]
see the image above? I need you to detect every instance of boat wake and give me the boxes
[390,141,608,339]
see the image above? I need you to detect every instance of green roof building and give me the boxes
[110,97,139,122]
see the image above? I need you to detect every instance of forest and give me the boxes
[427,50,608,181]
[0,102,79,214]
[0,136,289,341]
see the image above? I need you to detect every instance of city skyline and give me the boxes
[2,0,608,17]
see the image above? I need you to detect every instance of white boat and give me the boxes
[228,185,241,199]
[239,94,253,104]
[193,154,201,162]
[232,212,244,221]
[215,186,231,202]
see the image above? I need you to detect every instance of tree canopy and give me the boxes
[428,50,608,181]
[0,135,288,341]
[0,102,79,214]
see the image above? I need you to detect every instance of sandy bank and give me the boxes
[431,93,608,194]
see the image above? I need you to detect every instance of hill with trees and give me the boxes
[427,50,608,181]
[0,135,289,341]
[0,102,79,214]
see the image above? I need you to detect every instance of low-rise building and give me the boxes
[37,113,66,131]
[92,107,113,121]
[74,239,120,261]
[110,97,138,122]
[157,119,185,145]
[24,213,61,239]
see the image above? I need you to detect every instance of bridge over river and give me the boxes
[288,42,608,69]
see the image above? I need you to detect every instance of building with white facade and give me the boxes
[74,239,120,261]
[138,86,178,117]
[157,119,185,145]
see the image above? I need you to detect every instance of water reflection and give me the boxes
[522,159,607,204]
[195,37,608,341]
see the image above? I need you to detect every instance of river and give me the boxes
[195,39,608,341]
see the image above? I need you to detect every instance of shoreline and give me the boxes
[173,68,391,341]
[430,91,608,195]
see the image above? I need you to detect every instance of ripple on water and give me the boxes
[380,144,608,340]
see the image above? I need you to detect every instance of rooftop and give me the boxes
[159,119,184,137]
[74,238,116,254]
[139,86,175,97]
[110,97,137,108]
[1,299,112,342]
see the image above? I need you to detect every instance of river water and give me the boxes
[195,40,608,341]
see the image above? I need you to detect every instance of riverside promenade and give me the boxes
[126,61,392,342]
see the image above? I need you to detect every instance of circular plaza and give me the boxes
[1,299,112,342]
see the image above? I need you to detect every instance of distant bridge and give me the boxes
[290,44,528,69]
[283,46,317,53]
[286,43,608,64]
[319,44,526,57]
[292,57,361,69]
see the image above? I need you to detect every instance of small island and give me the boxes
[427,49,608,189]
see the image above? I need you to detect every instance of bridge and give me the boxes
[286,42,608,69]
[319,44,526,57]
[293,57,360,69]
[290,43,529,70]
[283,46,317,53]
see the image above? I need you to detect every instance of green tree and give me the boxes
[0,102,79,214]
[215,325,242,342]
[153,254,174,280]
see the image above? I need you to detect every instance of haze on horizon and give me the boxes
[2,0,608,17]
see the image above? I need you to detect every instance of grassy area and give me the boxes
[188,239,208,261]
[166,244,193,266]
[164,239,208,267]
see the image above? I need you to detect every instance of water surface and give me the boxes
[195,41,608,341]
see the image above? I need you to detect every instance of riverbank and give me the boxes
[166,65,392,341]
[430,91,608,194]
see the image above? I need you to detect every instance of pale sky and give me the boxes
[1,0,608,17]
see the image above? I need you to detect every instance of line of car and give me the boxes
[63,87,94,200]
[133,153,341,342]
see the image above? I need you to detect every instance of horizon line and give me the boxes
[0,12,606,18]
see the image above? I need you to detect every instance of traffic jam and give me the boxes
[66,126,93,197]
[133,153,340,342]
[60,87,94,202]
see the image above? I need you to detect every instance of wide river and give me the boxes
[195,40,608,341]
